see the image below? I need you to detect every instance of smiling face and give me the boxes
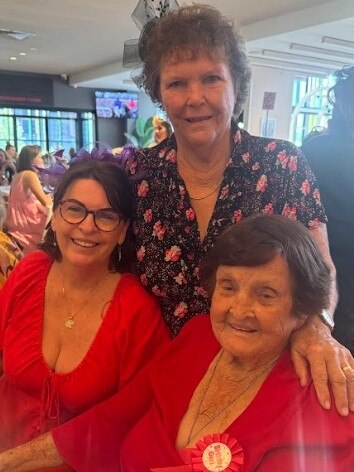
[159,49,236,151]
[210,255,304,365]
[51,178,129,271]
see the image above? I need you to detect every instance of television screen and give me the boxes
[95,91,138,119]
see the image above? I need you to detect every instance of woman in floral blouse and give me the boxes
[121,4,353,416]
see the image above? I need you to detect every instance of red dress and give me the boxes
[53,316,354,472]
[0,251,169,452]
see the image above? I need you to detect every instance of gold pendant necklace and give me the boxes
[189,182,222,201]
[186,350,272,446]
[62,269,110,329]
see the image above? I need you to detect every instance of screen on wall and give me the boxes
[95,91,138,119]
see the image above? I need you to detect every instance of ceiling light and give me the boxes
[290,43,354,60]
[30,47,37,51]
[19,52,27,56]
[9,56,17,61]
[261,49,353,67]
[322,37,354,49]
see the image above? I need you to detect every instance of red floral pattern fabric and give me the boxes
[128,125,327,336]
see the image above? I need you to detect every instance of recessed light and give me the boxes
[19,52,27,56]
[9,56,17,61]
[30,47,37,51]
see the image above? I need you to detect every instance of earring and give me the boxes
[117,245,122,262]
[53,231,57,247]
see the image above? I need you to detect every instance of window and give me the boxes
[290,75,336,146]
[0,108,96,154]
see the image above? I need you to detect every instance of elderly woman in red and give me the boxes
[1,214,353,471]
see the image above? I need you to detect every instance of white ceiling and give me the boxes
[0,0,353,91]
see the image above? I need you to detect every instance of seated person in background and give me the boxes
[1,214,353,472]
[5,145,53,254]
[5,142,17,164]
[0,148,16,185]
[0,157,168,454]
[302,66,354,354]
[148,115,173,147]
[0,194,22,288]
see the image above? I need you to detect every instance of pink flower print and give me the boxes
[143,209,153,223]
[252,162,260,171]
[164,245,182,262]
[277,150,289,169]
[187,252,195,261]
[233,130,242,144]
[174,302,188,318]
[300,179,311,195]
[282,204,297,219]
[313,188,321,204]
[242,152,250,163]
[263,203,274,214]
[287,155,298,172]
[309,218,321,229]
[195,285,209,298]
[153,221,166,241]
[233,209,243,223]
[137,180,149,197]
[140,274,148,286]
[184,226,191,234]
[186,208,196,221]
[166,150,177,163]
[256,174,268,192]
[152,285,167,297]
[174,272,187,285]
[220,185,230,198]
[137,246,146,261]
[265,141,277,152]
[129,160,138,175]
[179,185,187,198]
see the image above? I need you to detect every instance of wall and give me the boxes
[247,65,296,141]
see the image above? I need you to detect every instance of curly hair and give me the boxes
[140,4,251,118]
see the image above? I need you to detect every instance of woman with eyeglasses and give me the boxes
[0,157,168,453]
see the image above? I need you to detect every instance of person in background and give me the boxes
[149,115,173,146]
[1,215,353,472]
[0,148,16,185]
[5,142,17,164]
[0,194,22,288]
[302,66,354,355]
[4,145,53,254]
[0,157,168,454]
[117,3,353,413]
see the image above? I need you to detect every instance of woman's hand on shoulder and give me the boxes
[290,316,354,416]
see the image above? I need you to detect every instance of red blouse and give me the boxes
[0,251,169,452]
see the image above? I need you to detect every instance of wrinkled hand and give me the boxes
[291,316,354,416]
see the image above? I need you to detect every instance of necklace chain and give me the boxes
[189,182,222,201]
[62,269,110,329]
[186,350,272,446]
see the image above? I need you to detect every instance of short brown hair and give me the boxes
[201,214,330,318]
[140,4,251,118]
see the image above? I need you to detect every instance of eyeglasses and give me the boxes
[59,199,123,232]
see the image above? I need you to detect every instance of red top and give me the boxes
[53,315,354,472]
[0,251,169,452]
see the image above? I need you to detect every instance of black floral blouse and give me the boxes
[127,124,327,337]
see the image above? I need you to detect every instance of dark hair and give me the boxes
[327,66,354,137]
[201,214,330,318]
[140,4,251,118]
[40,158,135,272]
[5,142,15,152]
[17,145,41,173]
